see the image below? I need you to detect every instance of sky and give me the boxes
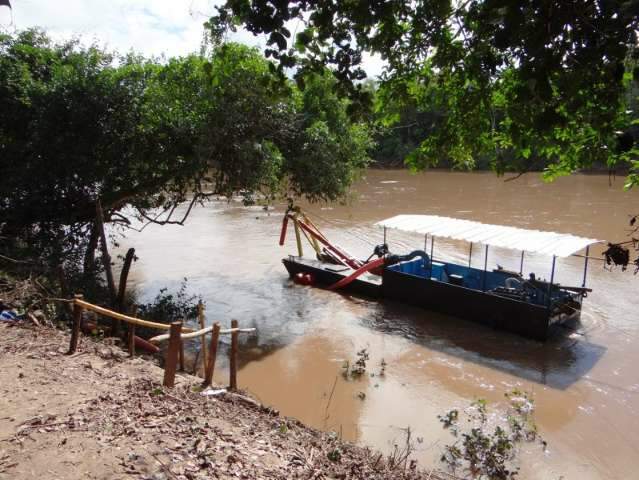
[0,0,384,77]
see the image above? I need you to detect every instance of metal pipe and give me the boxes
[547,255,557,307]
[582,245,590,288]
[383,226,387,245]
[519,251,525,275]
[468,243,473,268]
[482,244,489,291]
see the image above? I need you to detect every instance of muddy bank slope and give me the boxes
[0,322,451,480]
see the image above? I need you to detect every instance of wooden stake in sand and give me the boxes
[197,301,208,371]
[163,322,182,388]
[203,322,221,386]
[67,294,84,355]
[229,319,239,391]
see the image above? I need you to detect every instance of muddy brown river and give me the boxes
[125,170,639,479]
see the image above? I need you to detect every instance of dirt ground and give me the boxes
[0,321,452,480]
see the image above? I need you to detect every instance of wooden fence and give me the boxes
[67,295,255,390]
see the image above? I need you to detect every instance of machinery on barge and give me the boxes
[279,207,601,341]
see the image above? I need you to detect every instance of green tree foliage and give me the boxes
[0,29,372,271]
[201,43,371,202]
[211,0,639,182]
[0,30,206,266]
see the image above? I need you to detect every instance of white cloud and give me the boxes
[0,0,384,76]
[2,0,223,58]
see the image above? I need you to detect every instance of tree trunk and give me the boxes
[95,199,118,333]
[116,247,135,313]
[83,223,98,277]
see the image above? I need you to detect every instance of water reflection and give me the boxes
[359,297,606,390]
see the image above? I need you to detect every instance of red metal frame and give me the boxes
[279,213,363,270]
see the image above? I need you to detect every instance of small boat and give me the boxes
[279,209,601,341]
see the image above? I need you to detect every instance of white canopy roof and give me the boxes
[376,215,601,257]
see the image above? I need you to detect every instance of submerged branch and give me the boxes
[503,172,528,182]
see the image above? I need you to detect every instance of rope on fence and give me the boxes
[75,299,194,332]
[149,325,255,344]
[64,295,254,391]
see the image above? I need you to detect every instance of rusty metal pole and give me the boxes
[163,322,182,388]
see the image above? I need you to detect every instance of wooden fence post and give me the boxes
[203,323,221,386]
[127,305,137,358]
[229,319,239,391]
[179,339,185,372]
[163,322,182,388]
[197,301,208,373]
[67,294,84,355]
[57,266,73,315]
[128,323,136,357]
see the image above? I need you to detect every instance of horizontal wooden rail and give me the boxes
[67,296,254,392]
[149,326,255,344]
[75,299,194,332]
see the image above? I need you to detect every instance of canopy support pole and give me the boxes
[430,236,435,276]
[547,255,557,307]
[482,245,489,291]
[428,235,435,278]
[519,251,525,275]
[468,243,473,268]
[383,226,387,245]
[424,234,428,270]
[582,245,590,288]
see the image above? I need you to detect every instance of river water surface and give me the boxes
[126,170,639,479]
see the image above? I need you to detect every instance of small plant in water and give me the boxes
[438,390,544,480]
[386,426,417,471]
[342,348,370,379]
[352,348,369,376]
[438,409,459,431]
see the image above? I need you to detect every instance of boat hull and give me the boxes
[382,267,555,340]
[282,257,381,298]
[283,256,580,341]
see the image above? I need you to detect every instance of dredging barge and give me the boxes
[280,209,601,341]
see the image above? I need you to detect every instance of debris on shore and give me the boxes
[0,321,453,479]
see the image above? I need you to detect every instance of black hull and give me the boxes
[282,257,381,298]
[283,257,581,341]
[382,268,557,340]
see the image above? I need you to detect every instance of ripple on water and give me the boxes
[124,170,639,480]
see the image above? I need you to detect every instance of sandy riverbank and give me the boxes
[0,321,451,480]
